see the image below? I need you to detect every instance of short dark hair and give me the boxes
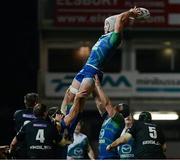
[24,93,39,108]
[139,111,152,122]
[33,103,47,118]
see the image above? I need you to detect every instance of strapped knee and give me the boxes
[69,85,79,95]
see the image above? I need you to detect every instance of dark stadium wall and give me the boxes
[0,0,38,144]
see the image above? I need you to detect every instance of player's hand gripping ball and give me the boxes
[136,7,150,20]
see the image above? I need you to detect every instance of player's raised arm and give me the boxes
[63,90,88,126]
[114,7,140,32]
[94,75,116,117]
[104,7,150,34]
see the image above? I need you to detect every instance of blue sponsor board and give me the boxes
[45,73,180,98]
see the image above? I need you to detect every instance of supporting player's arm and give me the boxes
[60,88,70,115]
[94,75,116,117]
[106,132,132,151]
[93,90,106,116]
[63,90,87,126]
[92,79,106,116]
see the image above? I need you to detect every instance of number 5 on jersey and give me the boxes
[148,126,157,139]
[36,129,45,143]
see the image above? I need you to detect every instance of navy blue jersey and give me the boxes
[13,108,36,159]
[98,112,125,159]
[14,108,36,132]
[16,118,60,159]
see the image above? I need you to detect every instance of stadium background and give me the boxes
[1,0,180,159]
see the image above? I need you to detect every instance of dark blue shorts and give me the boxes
[74,65,103,83]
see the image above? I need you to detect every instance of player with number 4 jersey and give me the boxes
[10,104,61,159]
[10,91,87,159]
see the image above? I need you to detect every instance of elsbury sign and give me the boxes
[54,0,180,28]
[45,72,180,98]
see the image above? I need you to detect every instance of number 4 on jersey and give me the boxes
[36,129,45,143]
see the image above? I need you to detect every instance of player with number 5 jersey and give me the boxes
[106,111,167,159]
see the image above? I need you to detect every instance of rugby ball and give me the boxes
[136,8,150,20]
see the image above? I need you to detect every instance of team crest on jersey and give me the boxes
[121,144,132,153]
[74,148,83,155]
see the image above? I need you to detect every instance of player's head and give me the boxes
[75,120,84,134]
[104,16,116,34]
[33,103,47,118]
[115,103,130,118]
[139,111,152,123]
[125,113,134,128]
[24,92,39,108]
